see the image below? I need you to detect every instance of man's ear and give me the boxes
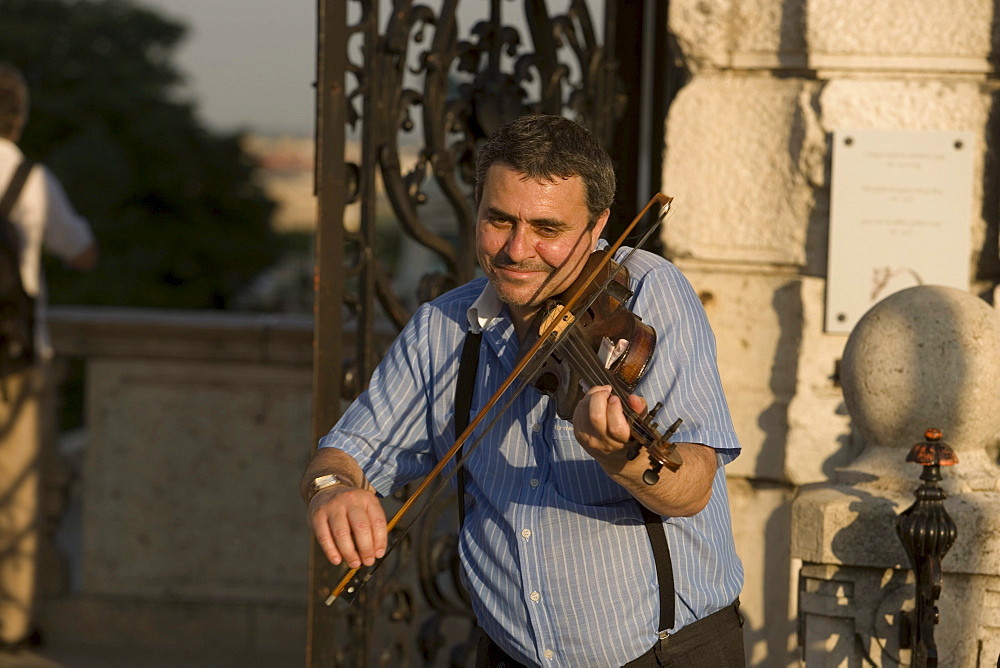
[591,209,610,246]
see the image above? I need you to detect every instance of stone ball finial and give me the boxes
[839,286,1000,490]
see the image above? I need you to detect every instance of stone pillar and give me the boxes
[662,1,998,663]
[663,5,828,661]
[791,286,1000,666]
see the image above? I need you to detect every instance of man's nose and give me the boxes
[503,224,532,262]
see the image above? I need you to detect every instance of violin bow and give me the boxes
[326,193,674,604]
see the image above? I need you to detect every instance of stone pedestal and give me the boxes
[791,286,1000,666]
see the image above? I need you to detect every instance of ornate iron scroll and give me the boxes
[342,0,627,376]
[311,1,664,665]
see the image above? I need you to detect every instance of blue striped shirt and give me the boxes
[320,247,743,666]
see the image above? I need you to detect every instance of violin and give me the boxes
[327,194,680,604]
[528,248,684,485]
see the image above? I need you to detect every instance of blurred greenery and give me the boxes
[0,0,279,309]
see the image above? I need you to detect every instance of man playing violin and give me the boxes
[302,115,745,666]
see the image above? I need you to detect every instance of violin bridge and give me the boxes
[539,304,576,339]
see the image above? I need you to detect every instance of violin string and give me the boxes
[557,331,676,473]
[550,326,681,473]
[563,199,676,442]
[540,198,675,440]
[561,328,634,403]
[556,327,656,447]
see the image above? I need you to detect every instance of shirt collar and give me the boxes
[464,239,614,334]
[466,282,504,334]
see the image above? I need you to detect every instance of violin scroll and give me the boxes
[637,417,684,486]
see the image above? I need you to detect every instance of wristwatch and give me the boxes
[308,473,350,501]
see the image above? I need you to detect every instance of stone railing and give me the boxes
[42,306,315,659]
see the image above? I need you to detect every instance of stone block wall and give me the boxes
[662,1,999,664]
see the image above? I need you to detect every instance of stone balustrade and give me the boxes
[41,306,318,657]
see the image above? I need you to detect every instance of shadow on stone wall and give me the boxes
[754,281,802,478]
[976,85,1000,295]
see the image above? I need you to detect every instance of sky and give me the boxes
[133,1,604,138]
[137,0,316,137]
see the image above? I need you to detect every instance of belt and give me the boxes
[477,599,743,668]
[622,599,744,667]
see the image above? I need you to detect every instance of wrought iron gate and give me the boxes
[310,1,676,665]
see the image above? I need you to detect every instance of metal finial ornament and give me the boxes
[895,428,958,668]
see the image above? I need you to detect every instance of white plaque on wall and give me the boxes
[826,128,974,334]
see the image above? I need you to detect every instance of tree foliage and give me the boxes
[0,0,278,309]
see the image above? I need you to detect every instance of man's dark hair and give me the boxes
[0,63,28,140]
[474,115,616,223]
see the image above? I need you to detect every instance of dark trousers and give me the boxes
[476,600,745,668]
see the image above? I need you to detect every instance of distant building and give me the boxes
[242,135,316,234]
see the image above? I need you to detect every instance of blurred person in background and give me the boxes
[0,61,96,650]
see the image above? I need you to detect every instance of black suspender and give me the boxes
[452,329,676,634]
[453,330,482,528]
[639,504,676,633]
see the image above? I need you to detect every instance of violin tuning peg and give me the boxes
[648,401,663,419]
[642,466,661,486]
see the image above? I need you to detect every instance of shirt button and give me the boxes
[529,591,540,602]
[544,649,554,659]
[529,478,540,488]
[521,528,531,539]
[530,423,541,432]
